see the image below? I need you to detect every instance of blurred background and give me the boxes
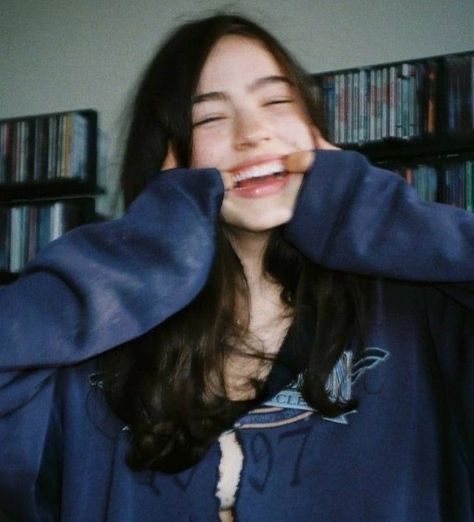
[1,0,473,215]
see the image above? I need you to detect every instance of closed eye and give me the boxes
[192,115,227,127]
[263,98,293,107]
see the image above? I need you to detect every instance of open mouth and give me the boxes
[231,160,286,189]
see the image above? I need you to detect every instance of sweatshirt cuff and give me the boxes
[129,167,225,224]
[284,150,365,262]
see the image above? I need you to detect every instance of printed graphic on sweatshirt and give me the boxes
[216,346,389,511]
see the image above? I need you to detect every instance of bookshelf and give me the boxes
[0,109,103,283]
[312,50,474,211]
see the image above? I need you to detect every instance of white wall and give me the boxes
[1,0,473,214]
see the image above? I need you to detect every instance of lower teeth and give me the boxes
[234,171,286,189]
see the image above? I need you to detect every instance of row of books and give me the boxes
[318,53,473,145]
[0,111,90,184]
[446,55,474,134]
[0,201,81,272]
[319,62,435,145]
[393,159,473,211]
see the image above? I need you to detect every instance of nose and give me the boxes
[233,110,271,150]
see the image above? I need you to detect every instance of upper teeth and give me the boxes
[233,160,285,183]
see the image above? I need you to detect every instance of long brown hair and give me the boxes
[100,13,372,473]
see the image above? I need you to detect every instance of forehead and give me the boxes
[196,35,285,93]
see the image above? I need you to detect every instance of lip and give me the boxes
[228,154,286,174]
[230,173,291,199]
[226,155,291,199]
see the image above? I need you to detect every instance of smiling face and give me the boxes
[191,35,316,233]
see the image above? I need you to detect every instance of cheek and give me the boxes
[190,147,209,169]
[273,115,315,149]
[191,133,227,168]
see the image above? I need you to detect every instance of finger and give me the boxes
[284,151,315,174]
[162,144,178,170]
[220,170,235,191]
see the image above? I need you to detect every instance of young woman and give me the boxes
[0,14,472,522]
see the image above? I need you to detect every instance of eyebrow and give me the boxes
[251,75,293,91]
[192,75,293,105]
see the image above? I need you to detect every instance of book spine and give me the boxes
[340,73,346,144]
[330,76,336,142]
[0,206,9,270]
[57,114,64,179]
[426,62,437,135]
[413,64,422,137]
[396,69,403,138]
[347,72,353,144]
[358,70,367,143]
[37,204,52,252]
[78,113,89,180]
[461,56,471,133]
[322,75,334,141]
[408,67,416,138]
[13,122,20,182]
[27,205,38,263]
[369,69,376,142]
[9,206,21,272]
[64,113,72,178]
[33,119,41,181]
[0,124,5,183]
[388,66,397,137]
[51,202,66,240]
[353,70,360,143]
[4,122,13,182]
[334,74,340,144]
[466,160,473,212]
[375,68,382,140]
[471,57,474,129]
[381,67,389,139]
[47,116,56,179]
[401,64,410,139]
[26,120,35,182]
[18,121,26,182]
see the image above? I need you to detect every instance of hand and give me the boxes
[284,150,315,176]
[282,130,339,179]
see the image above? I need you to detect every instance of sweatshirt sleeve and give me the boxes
[284,149,474,466]
[424,284,474,469]
[0,167,222,517]
[285,150,474,308]
[0,167,224,370]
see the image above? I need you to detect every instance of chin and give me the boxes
[226,212,292,234]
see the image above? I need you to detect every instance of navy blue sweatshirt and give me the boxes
[0,151,472,521]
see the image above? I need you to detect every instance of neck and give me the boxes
[226,227,293,371]
[226,228,271,287]
[227,227,291,330]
